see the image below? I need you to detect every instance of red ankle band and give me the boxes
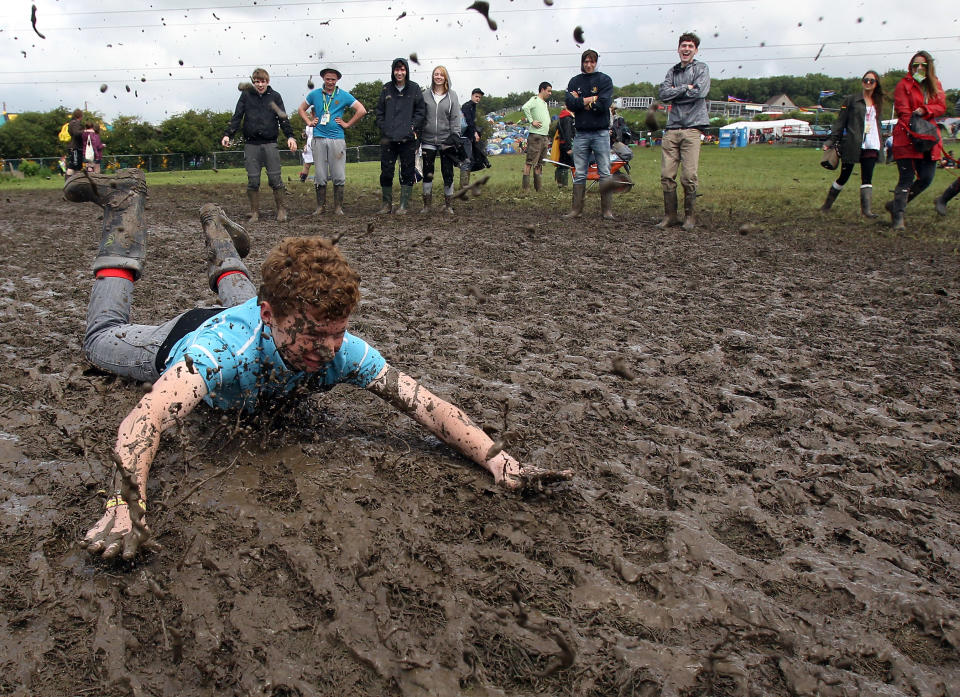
[95,269,135,282]
[216,270,247,286]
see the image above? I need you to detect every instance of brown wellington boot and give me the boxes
[459,170,471,200]
[600,187,615,220]
[656,190,680,229]
[420,191,433,214]
[199,204,250,292]
[332,184,345,216]
[313,184,327,215]
[443,195,455,215]
[820,185,841,212]
[522,174,530,191]
[273,188,288,222]
[533,172,542,192]
[682,188,697,230]
[564,182,585,218]
[246,190,260,223]
[64,169,149,280]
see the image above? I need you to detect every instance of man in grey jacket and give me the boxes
[657,32,710,230]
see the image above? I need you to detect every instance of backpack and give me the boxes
[58,122,71,143]
[84,134,95,162]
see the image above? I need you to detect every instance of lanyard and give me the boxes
[322,88,338,114]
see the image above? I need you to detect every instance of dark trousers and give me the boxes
[835,151,878,187]
[380,139,418,187]
[421,147,455,189]
[895,156,937,197]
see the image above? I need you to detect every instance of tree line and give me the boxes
[2,73,957,160]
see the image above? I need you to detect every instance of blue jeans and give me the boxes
[572,130,610,184]
[84,271,255,383]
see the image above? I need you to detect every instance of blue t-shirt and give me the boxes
[164,297,386,412]
[304,87,357,140]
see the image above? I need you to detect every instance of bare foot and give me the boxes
[502,464,573,493]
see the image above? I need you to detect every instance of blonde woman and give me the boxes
[420,66,461,214]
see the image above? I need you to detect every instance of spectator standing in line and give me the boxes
[657,32,711,231]
[885,50,946,230]
[521,82,553,192]
[460,88,484,193]
[66,109,85,175]
[81,122,104,174]
[419,66,461,215]
[298,67,367,216]
[375,58,426,214]
[221,68,298,223]
[554,106,575,189]
[298,118,314,183]
[819,70,884,218]
[564,49,614,219]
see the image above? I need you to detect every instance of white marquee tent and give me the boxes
[719,118,814,137]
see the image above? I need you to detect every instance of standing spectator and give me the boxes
[564,49,614,219]
[81,122,104,174]
[460,88,484,192]
[66,109,85,175]
[657,32,711,230]
[375,58,425,214]
[554,106,575,188]
[609,105,631,145]
[521,82,553,192]
[820,70,884,218]
[885,50,946,230]
[221,68,298,223]
[298,67,367,216]
[420,66,461,215]
[298,116,314,183]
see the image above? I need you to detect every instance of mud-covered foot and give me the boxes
[63,168,146,208]
[199,203,250,258]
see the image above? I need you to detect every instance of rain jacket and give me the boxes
[421,87,461,149]
[826,93,883,164]
[891,75,945,160]
[659,60,711,129]
[224,86,295,145]
[375,58,426,143]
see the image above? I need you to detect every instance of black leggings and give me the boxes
[421,147,455,192]
[835,151,878,187]
[895,156,937,197]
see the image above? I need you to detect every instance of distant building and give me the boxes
[764,94,796,111]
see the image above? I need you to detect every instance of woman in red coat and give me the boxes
[886,50,946,229]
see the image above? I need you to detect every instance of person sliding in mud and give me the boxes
[64,169,572,560]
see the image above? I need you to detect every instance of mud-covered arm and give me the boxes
[365,365,572,490]
[81,362,208,559]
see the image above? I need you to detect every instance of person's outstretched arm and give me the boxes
[81,362,208,559]
[366,365,572,489]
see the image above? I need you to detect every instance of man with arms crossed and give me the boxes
[657,32,710,230]
[565,50,614,219]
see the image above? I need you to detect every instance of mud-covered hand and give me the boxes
[80,503,159,560]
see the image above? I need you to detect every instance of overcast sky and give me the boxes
[2,0,958,123]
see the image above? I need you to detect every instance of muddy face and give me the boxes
[261,303,347,372]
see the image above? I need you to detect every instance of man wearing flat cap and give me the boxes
[299,67,367,215]
[564,49,614,219]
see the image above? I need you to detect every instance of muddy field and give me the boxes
[0,181,959,697]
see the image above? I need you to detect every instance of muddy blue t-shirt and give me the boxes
[164,297,385,411]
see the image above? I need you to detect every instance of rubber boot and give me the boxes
[443,194,455,215]
[396,185,412,214]
[459,170,471,200]
[682,189,696,231]
[600,186,615,220]
[860,185,878,219]
[934,178,960,216]
[555,167,569,189]
[273,188,288,222]
[820,184,841,212]
[656,190,680,229]
[378,187,393,214]
[533,172,542,192]
[64,169,148,280]
[200,204,250,292]
[246,190,260,223]
[333,184,345,216]
[889,189,908,230]
[313,184,327,215]
[564,182,585,218]
[522,174,530,191]
[420,190,433,214]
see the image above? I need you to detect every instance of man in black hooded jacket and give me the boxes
[375,58,426,214]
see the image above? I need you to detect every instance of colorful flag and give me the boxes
[727,95,746,103]
[819,90,835,99]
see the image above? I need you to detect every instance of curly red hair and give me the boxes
[259,237,359,320]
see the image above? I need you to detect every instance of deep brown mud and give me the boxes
[1,184,959,697]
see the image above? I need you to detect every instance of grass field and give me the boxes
[4,145,958,241]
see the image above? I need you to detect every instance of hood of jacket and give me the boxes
[390,58,411,86]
